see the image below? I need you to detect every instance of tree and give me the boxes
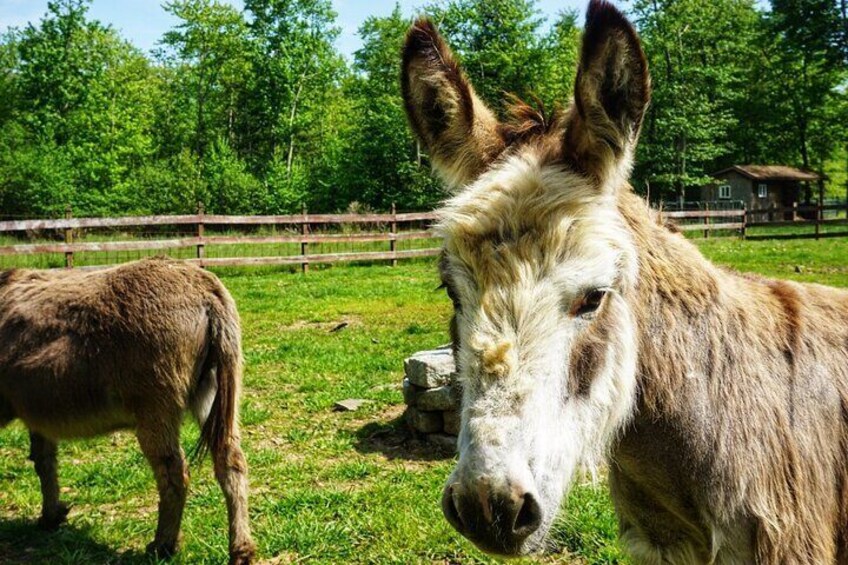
[426,0,547,109]
[160,0,252,163]
[331,4,442,211]
[243,0,344,179]
[631,0,761,200]
[536,10,581,109]
[0,0,160,215]
[768,0,847,180]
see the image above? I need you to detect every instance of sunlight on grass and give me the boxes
[0,238,846,563]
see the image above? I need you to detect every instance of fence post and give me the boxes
[196,202,205,262]
[64,205,74,269]
[741,204,747,240]
[815,181,823,240]
[301,204,309,274]
[390,202,398,267]
[703,203,710,239]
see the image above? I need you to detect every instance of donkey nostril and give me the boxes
[512,492,542,535]
[442,485,465,533]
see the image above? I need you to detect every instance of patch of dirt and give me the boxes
[276,316,363,333]
[258,552,299,565]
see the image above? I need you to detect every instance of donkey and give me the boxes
[0,257,255,564]
[403,1,848,562]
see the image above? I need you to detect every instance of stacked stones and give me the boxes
[403,346,461,450]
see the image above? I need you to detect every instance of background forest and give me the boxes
[0,0,845,217]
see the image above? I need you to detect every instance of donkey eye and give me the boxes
[573,289,608,318]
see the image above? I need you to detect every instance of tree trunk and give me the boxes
[196,52,207,163]
[286,79,306,179]
[841,0,848,58]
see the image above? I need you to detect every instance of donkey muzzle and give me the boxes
[441,478,543,555]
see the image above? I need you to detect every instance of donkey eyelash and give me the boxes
[569,287,615,318]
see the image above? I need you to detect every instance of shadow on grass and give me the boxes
[353,412,455,462]
[0,518,156,564]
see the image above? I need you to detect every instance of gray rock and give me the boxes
[333,399,370,412]
[416,385,457,412]
[427,433,457,453]
[404,348,456,388]
[405,406,443,434]
[402,378,424,405]
[443,410,461,436]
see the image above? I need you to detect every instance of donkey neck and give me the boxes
[618,193,758,417]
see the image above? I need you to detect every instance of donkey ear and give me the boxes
[564,0,650,190]
[402,18,505,188]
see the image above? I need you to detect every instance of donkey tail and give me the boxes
[191,288,244,464]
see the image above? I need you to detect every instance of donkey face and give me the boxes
[403,0,650,555]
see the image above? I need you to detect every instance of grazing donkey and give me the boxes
[0,257,255,564]
[403,1,848,562]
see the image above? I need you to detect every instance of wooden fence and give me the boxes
[0,207,441,270]
[663,203,848,240]
[0,202,846,270]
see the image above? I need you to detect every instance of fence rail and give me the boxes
[0,208,442,270]
[1,202,846,270]
[661,203,848,240]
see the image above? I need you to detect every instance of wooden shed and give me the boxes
[696,165,823,219]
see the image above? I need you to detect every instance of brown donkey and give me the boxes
[403,1,848,562]
[0,257,255,564]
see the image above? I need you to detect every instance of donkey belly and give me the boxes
[0,363,136,440]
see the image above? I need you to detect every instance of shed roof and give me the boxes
[712,165,822,182]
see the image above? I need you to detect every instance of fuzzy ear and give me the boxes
[402,18,505,188]
[564,0,650,190]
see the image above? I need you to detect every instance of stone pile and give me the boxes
[402,346,460,450]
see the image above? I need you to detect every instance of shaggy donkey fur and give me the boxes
[403,1,848,563]
[0,258,255,564]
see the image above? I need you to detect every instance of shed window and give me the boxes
[758,183,768,198]
[718,185,731,199]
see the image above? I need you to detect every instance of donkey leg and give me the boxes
[137,422,189,559]
[212,433,256,565]
[28,432,69,530]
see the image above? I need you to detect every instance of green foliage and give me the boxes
[203,138,265,213]
[128,152,203,214]
[427,0,547,107]
[0,0,845,214]
[346,5,442,211]
[1,0,161,216]
[160,0,252,161]
[632,0,762,196]
[536,10,581,109]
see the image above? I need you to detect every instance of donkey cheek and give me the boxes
[568,324,610,398]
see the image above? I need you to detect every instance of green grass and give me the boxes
[0,237,847,564]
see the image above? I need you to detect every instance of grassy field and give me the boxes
[0,237,847,564]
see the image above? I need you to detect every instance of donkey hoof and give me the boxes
[145,540,179,560]
[37,503,70,531]
[228,546,256,565]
